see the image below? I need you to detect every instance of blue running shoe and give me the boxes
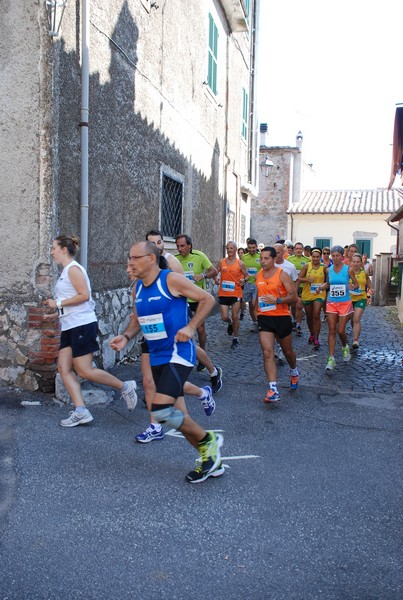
[200,386,215,416]
[290,374,299,391]
[135,425,164,443]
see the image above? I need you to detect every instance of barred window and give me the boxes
[161,174,183,238]
[240,214,246,244]
[227,210,235,242]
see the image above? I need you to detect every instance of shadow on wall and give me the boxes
[56,0,223,291]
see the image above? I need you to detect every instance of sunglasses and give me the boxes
[322,251,330,254]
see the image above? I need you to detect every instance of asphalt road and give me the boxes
[0,306,402,599]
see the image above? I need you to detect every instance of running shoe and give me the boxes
[325,356,336,370]
[135,425,164,443]
[250,322,258,333]
[196,362,206,372]
[263,389,281,403]
[231,338,240,349]
[186,461,225,483]
[322,314,327,322]
[342,345,351,362]
[200,386,215,416]
[313,338,320,350]
[290,374,299,391]
[352,340,360,350]
[60,408,93,428]
[186,432,224,483]
[210,366,223,393]
[239,312,245,321]
[121,380,138,410]
[308,334,315,344]
[295,324,302,337]
[227,321,234,336]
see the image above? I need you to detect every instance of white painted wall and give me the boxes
[289,213,397,258]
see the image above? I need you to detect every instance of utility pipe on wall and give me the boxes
[80,0,90,270]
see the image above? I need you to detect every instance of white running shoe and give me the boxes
[342,345,351,362]
[60,408,93,427]
[121,380,138,410]
[325,356,336,370]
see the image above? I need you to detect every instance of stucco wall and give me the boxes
[290,214,397,258]
[0,0,256,390]
[1,1,52,298]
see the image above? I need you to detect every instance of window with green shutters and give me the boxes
[207,14,218,95]
[244,0,250,26]
[356,239,371,256]
[242,88,248,140]
[315,238,331,249]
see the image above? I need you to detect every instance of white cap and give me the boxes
[284,239,293,247]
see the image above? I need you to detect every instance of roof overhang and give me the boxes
[388,105,403,189]
[220,0,248,32]
[388,204,403,223]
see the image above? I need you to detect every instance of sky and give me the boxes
[256,0,403,190]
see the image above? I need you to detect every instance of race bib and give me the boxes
[138,313,167,340]
[222,280,235,291]
[259,300,276,312]
[310,284,321,293]
[350,288,362,296]
[247,267,258,276]
[184,271,194,281]
[329,284,346,298]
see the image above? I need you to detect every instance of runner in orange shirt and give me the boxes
[255,246,298,403]
[215,241,248,349]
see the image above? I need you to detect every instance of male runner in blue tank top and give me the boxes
[110,241,224,484]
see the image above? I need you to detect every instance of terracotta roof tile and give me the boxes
[288,188,403,214]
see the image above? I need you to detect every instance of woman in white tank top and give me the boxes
[43,235,138,427]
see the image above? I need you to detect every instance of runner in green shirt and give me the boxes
[175,234,217,365]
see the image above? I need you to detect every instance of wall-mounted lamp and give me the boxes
[45,0,67,38]
[260,156,274,178]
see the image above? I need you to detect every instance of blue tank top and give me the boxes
[135,270,196,367]
[328,264,351,302]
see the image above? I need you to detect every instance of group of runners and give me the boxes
[44,232,373,485]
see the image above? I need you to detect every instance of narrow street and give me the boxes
[0,306,402,600]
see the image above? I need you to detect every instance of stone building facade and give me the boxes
[0,0,259,391]
[251,125,302,246]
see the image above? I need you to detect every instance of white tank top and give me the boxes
[54,260,97,331]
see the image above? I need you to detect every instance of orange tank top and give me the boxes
[256,268,291,316]
[219,258,244,297]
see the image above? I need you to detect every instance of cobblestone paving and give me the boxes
[198,305,403,396]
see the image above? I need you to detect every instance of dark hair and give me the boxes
[247,238,258,246]
[304,245,311,251]
[294,242,304,249]
[55,235,80,257]
[159,255,168,269]
[261,246,276,259]
[310,247,322,255]
[175,234,192,251]
[146,229,163,240]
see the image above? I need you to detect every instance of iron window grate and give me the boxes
[161,174,183,238]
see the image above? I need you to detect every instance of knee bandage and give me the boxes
[151,405,185,429]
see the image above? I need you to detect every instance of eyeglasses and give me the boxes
[322,251,330,254]
[128,254,152,260]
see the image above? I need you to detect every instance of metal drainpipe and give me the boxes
[387,220,400,259]
[80,0,90,270]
